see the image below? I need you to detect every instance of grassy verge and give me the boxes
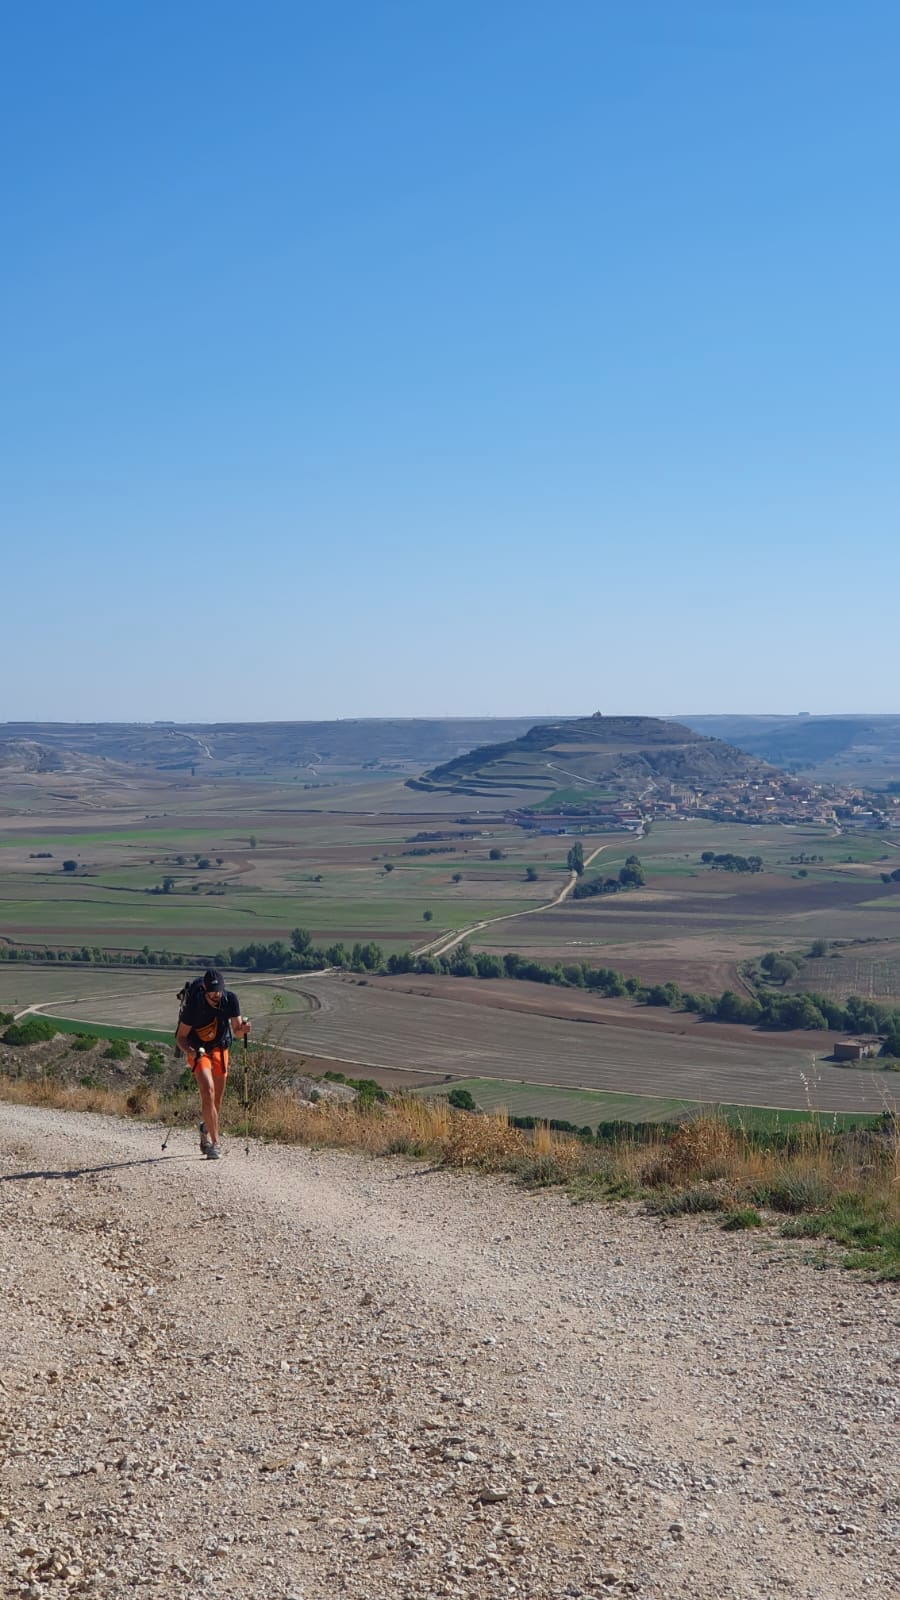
[0,1070,896,1280]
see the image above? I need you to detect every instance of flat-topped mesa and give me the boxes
[410,714,782,798]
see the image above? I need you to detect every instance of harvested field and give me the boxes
[18,969,896,1114]
[479,870,900,982]
[374,973,837,1053]
[792,942,900,1003]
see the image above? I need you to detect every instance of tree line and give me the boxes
[8,925,900,1049]
[571,854,645,899]
[0,943,193,966]
[700,851,763,872]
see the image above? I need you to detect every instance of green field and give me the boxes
[418,1077,882,1132]
[33,1015,174,1045]
[4,787,900,1070]
[530,787,617,809]
[0,792,564,957]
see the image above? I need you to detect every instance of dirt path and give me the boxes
[417,845,607,960]
[1,1105,896,1600]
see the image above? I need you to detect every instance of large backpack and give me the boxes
[175,978,232,1054]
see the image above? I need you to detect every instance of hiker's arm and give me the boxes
[176,1021,200,1060]
[227,994,250,1037]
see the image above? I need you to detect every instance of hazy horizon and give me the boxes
[3,710,900,728]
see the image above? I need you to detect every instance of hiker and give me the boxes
[175,969,250,1160]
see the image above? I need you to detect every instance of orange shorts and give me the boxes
[193,1047,229,1079]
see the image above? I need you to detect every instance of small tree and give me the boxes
[767,955,797,985]
[162,876,175,893]
[62,860,77,873]
[383,862,394,873]
[525,865,538,881]
[448,1088,476,1111]
[452,872,463,883]
[423,909,433,922]
[489,847,504,861]
[618,860,645,889]
[567,843,584,875]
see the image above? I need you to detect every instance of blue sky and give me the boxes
[2,1,898,719]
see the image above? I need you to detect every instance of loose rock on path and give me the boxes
[0,1106,897,1599]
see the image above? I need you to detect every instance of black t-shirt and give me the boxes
[179,983,241,1050]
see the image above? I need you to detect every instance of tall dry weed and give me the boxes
[1,1074,896,1238]
[442,1109,527,1169]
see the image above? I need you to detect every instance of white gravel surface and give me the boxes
[0,1105,897,1600]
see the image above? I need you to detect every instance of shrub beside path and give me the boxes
[1,1104,896,1599]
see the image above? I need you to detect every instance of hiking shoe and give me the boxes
[199,1121,212,1155]
[206,1143,222,1161]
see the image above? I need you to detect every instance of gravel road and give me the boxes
[1,1106,897,1600]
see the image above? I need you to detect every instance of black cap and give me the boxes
[202,968,224,992]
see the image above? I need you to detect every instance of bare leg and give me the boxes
[194,1066,219,1146]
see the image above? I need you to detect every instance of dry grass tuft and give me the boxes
[0,1076,131,1117]
[443,1107,528,1169]
[644,1115,739,1185]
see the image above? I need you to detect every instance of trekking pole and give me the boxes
[162,1044,203,1150]
[242,1023,251,1155]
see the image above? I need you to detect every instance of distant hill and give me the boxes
[0,739,135,777]
[409,715,778,799]
[682,715,900,785]
[0,719,562,777]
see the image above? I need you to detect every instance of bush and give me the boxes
[103,1039,130,1062]
[447,1088,477,1111]
[3,1018,57,1046]
[144,1049,164,1078]
[715,990,763,1025]
[125,1083,156,1115]
[754,1171,828,1214]
[721,1207,763,1231]
[71,1033,99,1052]
[647,1186,726,1216]
[516,1153,575,1188]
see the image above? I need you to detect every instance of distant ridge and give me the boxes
[681,714,900,781]
[0,739,134,777]
[0,719,560,775]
